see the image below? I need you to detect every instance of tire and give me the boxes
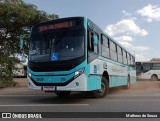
[151,75,158,81]
[92,77,109,98]
[55,91,71,97]
[124,76,130,89]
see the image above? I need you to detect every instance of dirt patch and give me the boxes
[109,80,160,95]
[13,78,27,87]
[131,80,160,90]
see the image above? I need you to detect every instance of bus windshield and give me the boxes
[29,29,84,62]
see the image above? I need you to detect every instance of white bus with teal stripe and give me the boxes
[27,17,136,98]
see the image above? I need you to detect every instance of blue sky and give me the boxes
[24,0,160,61]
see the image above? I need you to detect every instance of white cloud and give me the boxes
[137,4,160,22]
[132,46,150,53]
[105,19,148,36]
[135,53,150,61]
[114,35,134,42]
[114,35,134,48]
[104,13,150,61]
[118,41,132,48]
[122,10,132,17]
[130,46,150,61]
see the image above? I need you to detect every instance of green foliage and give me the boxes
[0,0,58,88]
[0,53,18,88]
[0,0,58,54]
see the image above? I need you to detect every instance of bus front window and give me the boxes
[29,29,84,62]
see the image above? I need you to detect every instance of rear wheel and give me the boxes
[92,77,109,98]
[124,76,130,89]
[55,91,71,97]
[151,75,158,81]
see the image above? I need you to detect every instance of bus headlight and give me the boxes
[74,68,84,78]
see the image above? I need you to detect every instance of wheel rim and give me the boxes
[98,82,105,94]
[152,76,157,81]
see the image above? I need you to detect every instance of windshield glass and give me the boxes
[136,62,142,74]
[29,29,84,62]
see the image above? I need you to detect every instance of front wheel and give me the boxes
[92,77,109,98]
[55,91,71,97]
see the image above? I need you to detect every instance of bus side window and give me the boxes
[88,30,99,63]
[101,35,110,58]
[117,46,123,63]
[142,63,151,73]
[88,30,98,54]
[92,34,98,54]
[110,41,117,61]
[122,50,127,65]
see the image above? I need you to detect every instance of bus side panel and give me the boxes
[87,75,101,91]
[109,76,127,87]
[87,58,102,91]
[129,66,136,84]
[97,57,129,87]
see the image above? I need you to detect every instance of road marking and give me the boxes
[0,95,53,97]
[0,104,89,107]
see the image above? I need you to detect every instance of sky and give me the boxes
[24,0,160,61]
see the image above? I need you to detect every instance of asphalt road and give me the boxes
[0,78,160,121]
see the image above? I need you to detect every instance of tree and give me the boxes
[0,0,58,87]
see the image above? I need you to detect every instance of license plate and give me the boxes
[43,86,55,91]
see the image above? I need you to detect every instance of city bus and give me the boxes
[136,61,160,81]
[27,17,136,98]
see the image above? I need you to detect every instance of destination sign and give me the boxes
[39,21,75,32]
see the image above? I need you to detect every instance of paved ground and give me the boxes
[0,78,160,121]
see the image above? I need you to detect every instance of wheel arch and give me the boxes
[102,71,109,83]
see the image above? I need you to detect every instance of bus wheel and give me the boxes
[124,76,130,89]
[55,91,71,97]
[92,77,109,98]
[151,75,158,81]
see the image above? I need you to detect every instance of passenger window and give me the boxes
[102,35,110,58]
[110,41,117,61]
[117,46,123,63]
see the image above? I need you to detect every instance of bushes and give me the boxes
[0,53,17,88]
